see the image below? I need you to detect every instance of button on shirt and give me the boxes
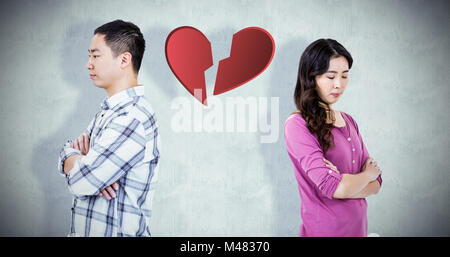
[57,85,160,237]
[284,111,382,237]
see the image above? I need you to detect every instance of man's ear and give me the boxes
[120,52,132,69]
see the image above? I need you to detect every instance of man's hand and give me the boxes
[63,133,91,176]
[70,133,119,200]
[71,134,90,155]
[99,182,119,200]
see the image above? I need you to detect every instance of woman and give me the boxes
[284,39,383,237]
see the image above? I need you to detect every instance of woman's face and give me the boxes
[315,56,349,106]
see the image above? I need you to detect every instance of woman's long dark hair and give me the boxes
[294,39,353,153]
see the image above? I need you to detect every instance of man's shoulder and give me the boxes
[120,96,158,128]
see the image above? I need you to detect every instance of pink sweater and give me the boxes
[284,112,382,237]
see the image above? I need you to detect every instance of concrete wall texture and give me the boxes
[0,0,449,236]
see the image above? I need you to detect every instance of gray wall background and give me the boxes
[0,0,449,236]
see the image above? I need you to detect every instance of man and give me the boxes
[57,20,160,237]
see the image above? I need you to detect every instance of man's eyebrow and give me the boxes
[326,70,349,73]
[88,48,101,53]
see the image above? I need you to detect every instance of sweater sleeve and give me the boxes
[284,115,343,199]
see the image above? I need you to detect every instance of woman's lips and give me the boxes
[331,93,340,97]
[90,74,96,79]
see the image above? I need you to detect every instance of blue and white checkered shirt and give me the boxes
[57,85,160,237]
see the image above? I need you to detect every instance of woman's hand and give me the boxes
[362,157,381,181]
[323,158,340,174]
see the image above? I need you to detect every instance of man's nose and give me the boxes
[86,60,93,70]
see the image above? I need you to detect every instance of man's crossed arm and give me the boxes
[63,133,119,200]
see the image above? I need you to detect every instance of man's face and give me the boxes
[86,34,121,89]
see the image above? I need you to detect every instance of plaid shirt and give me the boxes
[57,85,160,237]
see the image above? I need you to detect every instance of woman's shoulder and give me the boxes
[284,112,320,145]
[285,111,306,125]
[284,112,310,135]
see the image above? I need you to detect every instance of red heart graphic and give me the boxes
[214,27,275,95]
[165,26,212,105]
[165,26,275,106]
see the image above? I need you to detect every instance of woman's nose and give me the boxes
[334,81,341,88]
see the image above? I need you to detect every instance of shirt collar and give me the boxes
[100,85,144,110]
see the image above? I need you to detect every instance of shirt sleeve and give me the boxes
[347,114,382,187]
[66,112,147,198]
[284,115,343,199]
[56,115,99,177]
[57,140,83,177]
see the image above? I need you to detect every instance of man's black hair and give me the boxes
[94,19,146,74]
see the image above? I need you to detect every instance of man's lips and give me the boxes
[90,74,96,79]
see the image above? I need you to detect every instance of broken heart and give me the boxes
[165,26,275,106]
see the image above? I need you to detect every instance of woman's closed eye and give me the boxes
[327,76,348,79]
